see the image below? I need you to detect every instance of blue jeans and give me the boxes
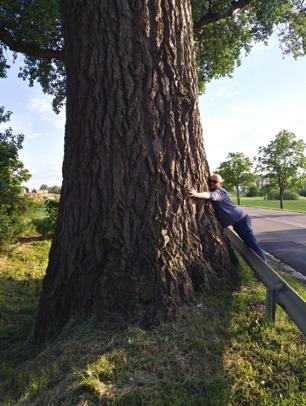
[233,215,266,261]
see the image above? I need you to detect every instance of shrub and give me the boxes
[298,189,306,197]
[267,190,300,200]
[283,191,300,200]
[267,190,277,200]
[246,186,259,197]
[0,196,37,248]
[45,199,59,225]
[33,199,59,236]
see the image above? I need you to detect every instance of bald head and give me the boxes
[209,173,223,190]
[211,173,223,183]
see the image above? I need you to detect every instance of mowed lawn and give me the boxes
[232,196,306,213]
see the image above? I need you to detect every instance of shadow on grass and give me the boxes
[0,276,43,374]
[16,235,48,244]
[0,272,239,405]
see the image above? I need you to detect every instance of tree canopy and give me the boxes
[217,152,255,204]
[257,130,306,208]
[0,106,31,245]
[0,106,30,204]
[0,0,305,110]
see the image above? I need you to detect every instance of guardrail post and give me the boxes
[265,288,276,322]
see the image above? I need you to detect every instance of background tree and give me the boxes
[0,1,305,340]
[48,185,61,194]
[40,184,48,191]
[295,173,306,196]
[0,106,31,246]
[257,130,306,209]
[245,185,259,197]
[217,152,255,205]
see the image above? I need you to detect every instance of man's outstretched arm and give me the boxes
[187,187,210,200]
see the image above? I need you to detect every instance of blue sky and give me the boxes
[201,38,306,172]
[0,37,305,189]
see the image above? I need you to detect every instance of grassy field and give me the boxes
[0,227,305,405]
[232,196,306,213]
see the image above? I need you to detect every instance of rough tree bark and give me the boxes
[34,0,237,340]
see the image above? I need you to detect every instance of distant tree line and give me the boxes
[217,130,306,208]
[39,184,61,194]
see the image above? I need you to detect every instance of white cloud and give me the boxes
[27,132,41,140]
[29,96,65,130]
[200,94,306,173]
[0,118,41,141]
[30,98,51,116]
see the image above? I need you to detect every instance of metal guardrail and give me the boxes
[226,228,306,336]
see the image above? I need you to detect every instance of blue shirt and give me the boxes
[209,188,245,227]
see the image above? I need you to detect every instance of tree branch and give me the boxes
[0,27,64,61]
[193,0,253,34]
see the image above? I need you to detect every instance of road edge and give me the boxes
[265,251,306,285]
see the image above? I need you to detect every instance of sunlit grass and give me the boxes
[0,239,50,383]
[233,196,306,213]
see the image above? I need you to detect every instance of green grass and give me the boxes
[16,206,47,239]
[27,206,56,237]
[0,230,305,405]
[0,239,51,379]
[232,196,306,213]
[279,272,306,301]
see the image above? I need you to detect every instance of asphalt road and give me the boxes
[241,207,306,276]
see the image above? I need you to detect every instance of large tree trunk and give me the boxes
[34,0,237,340]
